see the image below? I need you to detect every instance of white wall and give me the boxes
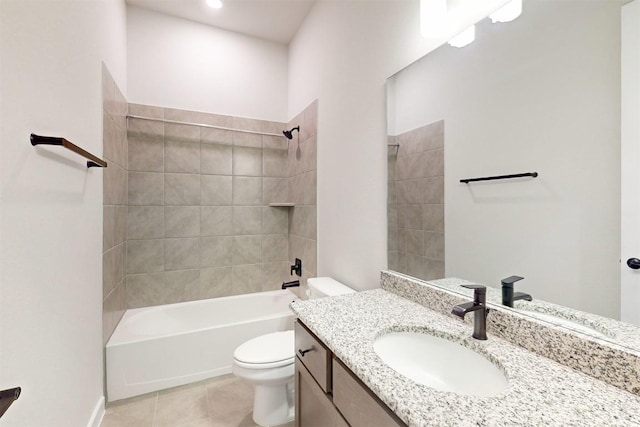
[127,6,288,122]
[0,0,126,426]
[288,0,510,290]
[390,1,621,318]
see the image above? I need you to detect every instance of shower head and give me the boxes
[282,126,300,140]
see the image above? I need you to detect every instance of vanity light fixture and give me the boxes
[206,0,223,9]
[448,25,475,48]
[420,0,449,38]
[489,0,522,23]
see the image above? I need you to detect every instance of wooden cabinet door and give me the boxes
[295,358,348,427]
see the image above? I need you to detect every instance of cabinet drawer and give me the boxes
[333,358,405,427]
[295,321,331,393]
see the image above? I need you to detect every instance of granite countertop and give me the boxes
[429,277,640,349]
[290,289,640,427]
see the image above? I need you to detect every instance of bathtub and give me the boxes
[106,289,298,401]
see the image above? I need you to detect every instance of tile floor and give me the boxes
[101,375,295,427]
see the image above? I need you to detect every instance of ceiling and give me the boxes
[126,0,316,44]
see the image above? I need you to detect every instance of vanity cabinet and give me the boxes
[294,320,405,427]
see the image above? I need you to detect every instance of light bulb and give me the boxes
[206,0,223,9]
[489,0,522,23]
[448,25,475,48]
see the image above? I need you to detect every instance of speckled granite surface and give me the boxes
[381,271,640,395]
[426,276,640,349]
[291,289,640,426]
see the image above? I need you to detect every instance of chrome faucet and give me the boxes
[501,275,532,307]
[451,284,489,340]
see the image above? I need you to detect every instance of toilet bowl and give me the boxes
[232,330,295,426]
[232,277,355,426]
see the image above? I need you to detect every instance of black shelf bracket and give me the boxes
[0,387,21,418]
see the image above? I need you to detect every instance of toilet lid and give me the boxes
[234,330,294,365]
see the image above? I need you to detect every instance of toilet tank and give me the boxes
[307,277,356,299]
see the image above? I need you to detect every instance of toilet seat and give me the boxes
[233,330,294,370]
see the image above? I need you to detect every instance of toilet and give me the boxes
[232,277,355,426]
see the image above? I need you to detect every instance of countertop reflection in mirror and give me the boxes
[386,0,637,343]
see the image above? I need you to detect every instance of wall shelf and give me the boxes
[268,203,295,207]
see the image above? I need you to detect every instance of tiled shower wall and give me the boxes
[124,103,317,308]
[388,120,445,281]
[102,65,128,344]
[287,101,318,298]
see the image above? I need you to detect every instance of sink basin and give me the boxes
[373,332,508,397]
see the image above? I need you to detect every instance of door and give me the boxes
[621,0,640,324]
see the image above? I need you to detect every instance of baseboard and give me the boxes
[86,396,105,427]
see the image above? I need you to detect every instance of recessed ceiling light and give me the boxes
[206,0,223,9]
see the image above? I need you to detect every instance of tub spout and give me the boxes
[282,280,300,289]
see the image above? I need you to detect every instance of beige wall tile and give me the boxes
[126,273,165,309]
[164,269,201,304]
[165,206,200,238]
[232,117,262,148]
[424,148,444,177]
[128,116,164,137]
[263,178,288,204]
[422,204,444,232]
[263,148,288,177]
[127,239,164,273]
[423,176,444,204]
[262,234,288,262]
[201,144,232,175]
[231,264,261,295]
[233,146,262,176]
[200,266,232,298]
[398,204,421,229]
[165,174,200,205]
[129,103,164,119]
[232,235,262,265]
[129,172,164,206]
[232,177,262,205]
[104,205,115,251]
[201,127,233,146]
[128,206,164,239]
[261,262,289,291]
[165,139,200,173]
[263,207,288,234]
[424,119,444,151]
[201,175,232,205]
[103,281,125,345]
[232,207,262,235]
[201,206,233,236]
[165,238,200,271]
[424,231,445,261]
[105,164,128,205]
[115,206,128,245]
[128,135,164,172]
[200,236,233,267]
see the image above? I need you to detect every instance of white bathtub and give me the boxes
[106,289,298,401]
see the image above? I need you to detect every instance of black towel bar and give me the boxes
[460,172,538,184]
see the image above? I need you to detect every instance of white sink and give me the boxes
[373,332,508,397]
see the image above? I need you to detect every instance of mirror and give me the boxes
[386,0,640,350]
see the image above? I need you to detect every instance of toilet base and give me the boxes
[252,380,295,426]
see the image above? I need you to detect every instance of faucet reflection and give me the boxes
[501,276,533,307]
